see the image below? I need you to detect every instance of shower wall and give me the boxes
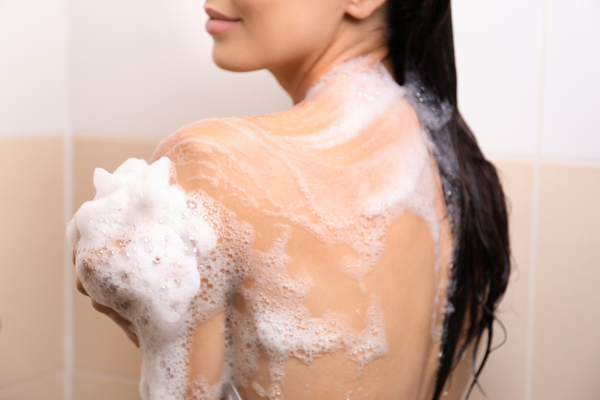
[0,0,599,400]
[454,1,600,399]
[0,0,67,398]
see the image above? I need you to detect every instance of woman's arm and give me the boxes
[71,125,240,399]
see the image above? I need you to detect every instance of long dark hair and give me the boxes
[386,1,511,398]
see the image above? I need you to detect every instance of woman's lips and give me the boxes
[205,8,240,35]
[206,19,239,34]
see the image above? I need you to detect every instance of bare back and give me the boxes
[151,57,467,400]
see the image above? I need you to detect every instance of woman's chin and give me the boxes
[211,48,262,73]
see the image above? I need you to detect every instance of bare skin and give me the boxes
[148,60,468,399]
[75,0,474,399]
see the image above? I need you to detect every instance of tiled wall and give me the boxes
[0,0,68,399]
[454,0,600,161]
[469,159,600,400]
[530,162,600,399]
[455,0,600,398]
[0,138,65,400]
[0,0,67,137]
[1,0,598,400]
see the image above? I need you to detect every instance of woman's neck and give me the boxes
[267,18,390,105]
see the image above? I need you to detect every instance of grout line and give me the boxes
[525,0,549,399]
[75,368,140,386]
[487,154,600,167]
[525,161,541,400]
[0,131,69,140]
[0,370,63,398]
[62,0,74,398]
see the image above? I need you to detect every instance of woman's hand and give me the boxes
[74,246,140,347]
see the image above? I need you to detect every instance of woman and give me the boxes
[71,0,510,399]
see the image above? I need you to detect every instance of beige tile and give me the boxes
[0,375,62,400]
[0,137,64,386]
[469,159,534,400]
[532,162,600,399]
[74,371,141,400]
[73,136,161,210]
[72,136,158,376]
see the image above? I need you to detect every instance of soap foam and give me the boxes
[68,56,452,400]
[227,224,389,393]
[67,157,225,399]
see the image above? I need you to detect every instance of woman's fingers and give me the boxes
[76,276,88,296]
[91,299,140,348]
[74,243,139,347]
[123,326,140,348]
[90,299,113,313]
[73,245,90,297]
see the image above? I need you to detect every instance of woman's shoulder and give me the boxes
[152,117,257,162]
[150,114,307,206]
[151,99,334,166]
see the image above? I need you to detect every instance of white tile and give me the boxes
[70,0,291,137]
[541,0,600,160]
[453,0,545,157]
[0,0,67,136]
